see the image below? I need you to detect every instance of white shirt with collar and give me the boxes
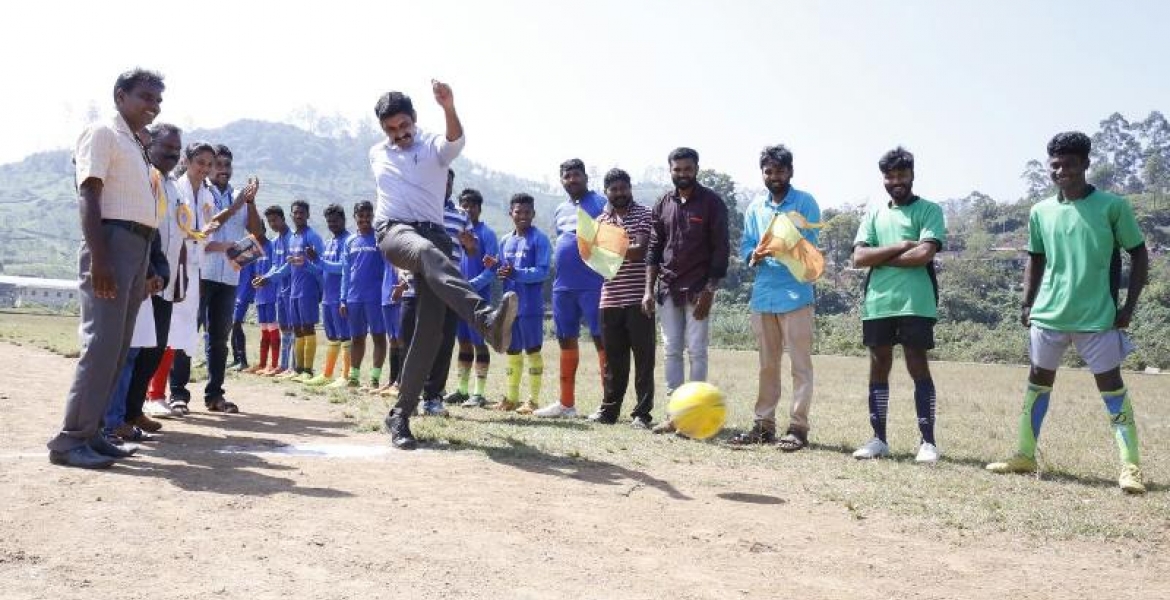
[202,184,249,286]
[370,128,465,228]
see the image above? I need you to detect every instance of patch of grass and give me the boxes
[4,311,1168,542]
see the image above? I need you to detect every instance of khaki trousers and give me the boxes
[750,305,815,433]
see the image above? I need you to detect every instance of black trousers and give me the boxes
[599,305,656,420]
[125,296,173,421]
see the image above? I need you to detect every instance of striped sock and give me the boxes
[913,378,937,445]
[868,383,890,443]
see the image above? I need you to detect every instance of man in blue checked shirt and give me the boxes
[730,145,820,452]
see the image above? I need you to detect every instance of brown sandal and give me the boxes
[777,429,808,452]
[205,398,239,414]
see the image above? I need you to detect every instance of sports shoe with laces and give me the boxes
[326,377,352,389]
[588,409,618,424]
[143,399,174,418]
[419,399,449,417]
[1119,463,1146,495]
[630,415,652,430]
[515,400,539,415]
[444,391,469,405]
[304,374,332,387]
[915,441,940,463]
[489,398,519,412]
[293,372,314,384]
[461,394,488,408]
[985,454,1037,474]
[727,424,776,445]
[533,402,577,418]
[277,369,301,380]
[852,437,890,459]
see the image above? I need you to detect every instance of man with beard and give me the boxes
[851,147,946,463]
[587,169,655,429]
[369,81,517,449]
[197,145,263,410]
[731,145,820,451]
[532,159,606,418]
[643,147,729,435]
[48,69,165,468]
[986,132,1149,494]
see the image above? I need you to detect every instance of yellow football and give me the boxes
[667,382,727,440]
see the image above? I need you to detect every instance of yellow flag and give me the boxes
[758,211,824,282]
[576,207,629,279]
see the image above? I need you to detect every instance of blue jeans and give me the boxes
[102,347,140,436]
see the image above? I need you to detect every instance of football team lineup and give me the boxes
[45,71,1154,502]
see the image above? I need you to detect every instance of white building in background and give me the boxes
[0,275,78,308]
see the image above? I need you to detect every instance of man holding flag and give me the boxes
[584,169,656,429]
[731,145,821,451]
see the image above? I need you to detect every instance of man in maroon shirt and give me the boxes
[642,147,730,433]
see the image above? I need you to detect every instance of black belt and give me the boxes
[103,219,156,240]
[384,220,445,234]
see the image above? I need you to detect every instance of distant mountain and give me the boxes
[0,120,672,278]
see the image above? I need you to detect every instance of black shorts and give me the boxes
[862,316,936,349]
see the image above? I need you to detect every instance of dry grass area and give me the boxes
[3,309,1168,542]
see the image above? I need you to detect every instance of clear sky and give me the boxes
[1,0,1164,207]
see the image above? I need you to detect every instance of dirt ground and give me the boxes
[1,342,1166,600]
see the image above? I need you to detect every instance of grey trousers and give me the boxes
[377,222,490,413]
[48,223,150,452]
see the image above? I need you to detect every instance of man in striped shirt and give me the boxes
[587,169,655,429]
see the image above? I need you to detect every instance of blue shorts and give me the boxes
[291,296,320,327]
[322,303,350,340]
[457,320,484,345]
[348,301,386,337]
[276,297,292,328]
[232,301,251,323]
[509,315,544,353]
[553,289,602,339]
[381,304,402,340]
[256,302,276,325]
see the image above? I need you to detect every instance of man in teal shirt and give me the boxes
[851,147,946,463]
[987,132,1149,494]
[730,145,819,451]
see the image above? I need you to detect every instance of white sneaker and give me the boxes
[533,402,577,418]
[852,438,890,459]
[143,399,175,418]
[915,442,940,464]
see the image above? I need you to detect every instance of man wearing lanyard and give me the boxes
[200,145,264,410]
[369,80,518,450]
[48,69,165,468]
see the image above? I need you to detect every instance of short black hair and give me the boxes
[878,147,915,174]
[264,205,285,219]
[668,147,699,165]
[374,92,416,121]
[184,141,215,161]
[323,203,345,220]
[291,199,310,212]
[459,188,484,206]
[759,144,794,169]
[510,193,535,208]
[114,68,165,98]
[603,168,631,189]
[354,200,374,214]
[560,158,586,176]
[214,144,233,161]
[1047,131,1092,159]
[146,123,181,142]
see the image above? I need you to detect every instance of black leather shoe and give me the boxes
[481,292,518,353]
[89,434,139,458]
[384,409,417,450]
[48,446,116,469]
[587,409,618,425]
